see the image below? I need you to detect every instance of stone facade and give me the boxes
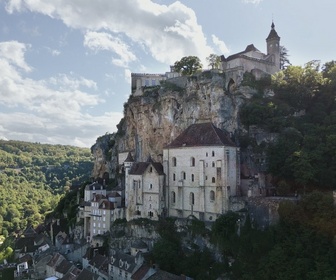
[122,122,241,223]
[163,122,240,222]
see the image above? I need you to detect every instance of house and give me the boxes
[88,253,109,280]
[163,122,240,222]
[109,250,144,280]
[124,155,165,221]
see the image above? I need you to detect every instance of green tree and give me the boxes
[280,45,291,69]
[206,54,221,69]
[174,56,202,75]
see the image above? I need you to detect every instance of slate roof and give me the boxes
[146,270,187,280]
[131,240,148,250]
[129,162,164,176]
[76,268,99,280]
[225,44,261,61]
[85,182,105,191]
[15,237,38,253]
[125,151,134,162]
[166,122,236,148]
[110,250,140,273]
[266,22,280,40]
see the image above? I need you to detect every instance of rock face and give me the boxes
[92,71,255,179]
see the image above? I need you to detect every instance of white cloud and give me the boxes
[5,0,214,65]
[84,31,136,67]
[124,69,131,84]
[0,41,32,72]
[211,35,230,55]
[0,40,122,147]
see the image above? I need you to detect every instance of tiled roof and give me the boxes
[47,253,64,268]
[225,44,261,61]
[89,254,109,270]
[132,265,151,280]
[61,267,81,280]
[129,162,164,176]
[166,122,236,148]
[55,259,73,275]
[99,200,115,210]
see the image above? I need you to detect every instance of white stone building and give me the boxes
[124,154,165,221]
[163,122,240,222]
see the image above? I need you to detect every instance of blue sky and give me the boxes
[0,0,335,147]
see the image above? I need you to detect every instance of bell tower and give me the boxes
[266,21,281,71]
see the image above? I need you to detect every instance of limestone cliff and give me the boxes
[92,71,258,180]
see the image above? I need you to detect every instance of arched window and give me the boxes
[210,190,215,201]
[189,192,195,205]
[149,183,152,189]
[172,157,177,167]
[191,174,194,182]
[181,171,186,180]
[212,177,216,183]
[190,157,195,167]
[212,151,215,157]
[171,191,176,203]
[212,161,215,167]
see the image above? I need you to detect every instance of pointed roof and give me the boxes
[266,21,280,41]
[125,151,134,162]
[166,122,236,148]
[129,161,164,176]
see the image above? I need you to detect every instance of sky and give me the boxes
[0,0,335,147]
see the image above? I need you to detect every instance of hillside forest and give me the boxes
[0,140,93,240]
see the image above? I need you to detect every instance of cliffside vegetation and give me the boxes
[240,60,336,194]
[150,192,336,280]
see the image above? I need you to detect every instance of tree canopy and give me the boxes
[173,56,202,75]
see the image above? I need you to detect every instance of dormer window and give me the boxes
[119,259,123,268]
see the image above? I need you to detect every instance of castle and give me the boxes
[131,22,280,94]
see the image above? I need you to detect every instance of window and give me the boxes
[103,223,106,228]
[191,174,194,182]
[152,79,156,86]
[190,192,195,205]
[173,173,176,181]
[181,171,186,180]
[172,157,177,166]
[149,183,153,189]
[212,151,215,157]
[210,190,215,201]
[190,157,195,166]
[212,177,216,183]
[149,196,152,201]
[212,161,215,167]
[149,167,153,172]
[206,152,208,157]
[145,79,149,86]
[171,191,176,203]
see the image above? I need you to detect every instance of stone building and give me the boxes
[221,22,280,90]
[163,122,240,222]
[124,154,165,221]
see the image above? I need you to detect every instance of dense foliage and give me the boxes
[151,192,336,280]
[0,140,93,236]
[240,60,336,193]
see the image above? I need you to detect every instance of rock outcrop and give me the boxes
[91,71,257,180]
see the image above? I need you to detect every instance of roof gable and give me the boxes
[129,162,164,176]
[166,123,236,148]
